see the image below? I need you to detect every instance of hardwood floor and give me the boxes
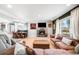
[16,37,55,49]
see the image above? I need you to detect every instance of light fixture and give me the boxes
[66,4,71,6]
[7,4,12,8]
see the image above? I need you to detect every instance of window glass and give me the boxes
[0,23,5,31]
[9,23,15,33]
[60,16,70,36]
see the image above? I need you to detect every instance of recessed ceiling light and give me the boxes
[66,4,71,6]
[7,4,12,8]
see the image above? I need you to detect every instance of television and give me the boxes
[38,23,46,27]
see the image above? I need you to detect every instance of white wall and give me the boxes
[47,21,53,37]
[27,20,52,37]
[28,20,37,37]
[0,16,53,38]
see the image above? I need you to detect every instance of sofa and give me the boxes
[0,45,72,55]
[0,33,75,55]
[34,48,71,55]
[50,35,79,54]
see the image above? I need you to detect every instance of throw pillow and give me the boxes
[26,46,36,55]
[75,44,79,54]
[62,37,72,45]
[50,35,55,38]
[14,43,26,55]
[55,34,63,40]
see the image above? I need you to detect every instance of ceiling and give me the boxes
[0,4,78,23]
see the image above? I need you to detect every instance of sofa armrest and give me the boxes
[55,42,74,50]
[50,38,61,42]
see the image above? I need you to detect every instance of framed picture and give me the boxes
[48,21,52,28]
[30,23,36,29]
[48,23,51,28]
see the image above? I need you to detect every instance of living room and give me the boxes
[0,4,79,55]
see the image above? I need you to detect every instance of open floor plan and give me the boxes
[0,4,79,55]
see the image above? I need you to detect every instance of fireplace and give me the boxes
[37,29,47,37]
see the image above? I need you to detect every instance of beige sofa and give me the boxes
[0,45,72,55]
[50,38,79,54]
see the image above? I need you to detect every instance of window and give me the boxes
[9,23,15,33]
[0,23,6,31]
[60,16,70,36]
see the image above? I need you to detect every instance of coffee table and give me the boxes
[33,40,50,49]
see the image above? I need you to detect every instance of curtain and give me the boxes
[70,7,79,40]
[55,19,60,35]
